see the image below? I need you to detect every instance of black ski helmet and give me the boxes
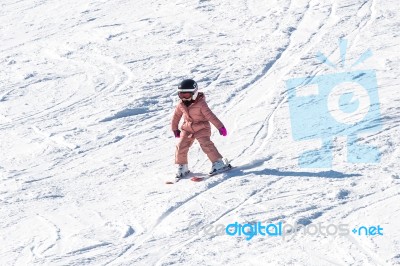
[177,79,199,100]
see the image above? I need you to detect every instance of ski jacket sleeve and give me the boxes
[200,101,224,129]
[171,105,183,131]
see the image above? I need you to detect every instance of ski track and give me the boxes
[0,51,133,130]
[152,176,286,266]
[227,0,335,162]
[104,166,260,265]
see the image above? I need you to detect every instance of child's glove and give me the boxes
[219,126,227,136]
[173,130,181,138]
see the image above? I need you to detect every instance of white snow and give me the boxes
[1,0,399,265]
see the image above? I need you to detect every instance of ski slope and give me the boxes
[1,0,399,265]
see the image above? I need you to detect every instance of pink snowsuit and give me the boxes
[171,92,224,164]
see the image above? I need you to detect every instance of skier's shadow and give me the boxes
[232,158,361,179]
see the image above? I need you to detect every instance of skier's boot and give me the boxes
[176,164,189,179]
[209,158,230,176]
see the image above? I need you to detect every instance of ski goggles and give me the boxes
[178,92,192,100]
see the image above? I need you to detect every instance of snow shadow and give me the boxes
[100,107,148,122]
[236,158,361,178]
[245,168,361,178]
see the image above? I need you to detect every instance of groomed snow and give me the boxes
[1,0,399,265]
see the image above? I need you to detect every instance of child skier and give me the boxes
[171,79,229,179]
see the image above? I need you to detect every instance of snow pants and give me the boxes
[175,129,222,165]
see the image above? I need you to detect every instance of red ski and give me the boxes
[166,160,233,184]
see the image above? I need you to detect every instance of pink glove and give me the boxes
[219,126,227,136]
[173,130,181,138]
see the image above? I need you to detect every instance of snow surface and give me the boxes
[1,0,399,265]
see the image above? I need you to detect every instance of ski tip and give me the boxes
[166,176,182,184]
[191,176,203,182]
